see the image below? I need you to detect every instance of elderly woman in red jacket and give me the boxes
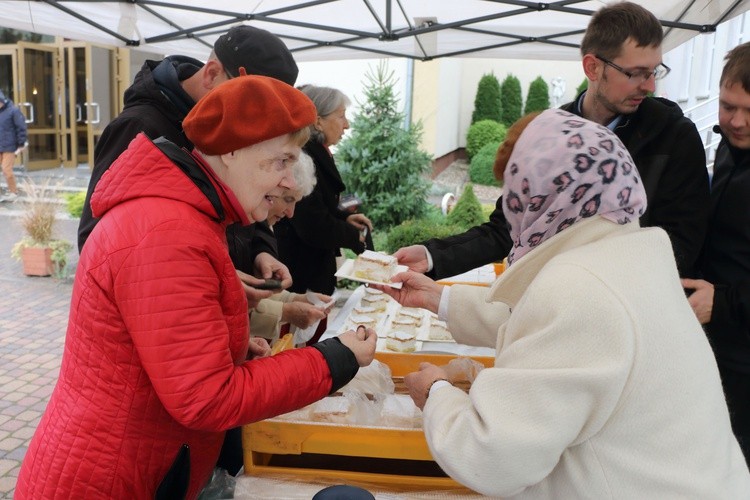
[15,74,376,500]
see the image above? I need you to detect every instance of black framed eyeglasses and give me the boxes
[595,54,671,83]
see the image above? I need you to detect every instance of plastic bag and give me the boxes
[340,359,395,395]
[443,357,485,384]
[293,290,336,344]
[197,467,236,500]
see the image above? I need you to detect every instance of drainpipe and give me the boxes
[403,58,414,131]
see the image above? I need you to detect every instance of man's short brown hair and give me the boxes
[720,42,750,93]
[580,2,664,59]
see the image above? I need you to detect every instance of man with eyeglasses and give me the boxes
[395,1,709,281]
[682,41,750,466]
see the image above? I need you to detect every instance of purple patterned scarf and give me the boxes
[503,109,646,266]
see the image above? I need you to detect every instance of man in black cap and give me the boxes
[77,26,297,281]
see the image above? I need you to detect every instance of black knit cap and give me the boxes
[214,25,298,86]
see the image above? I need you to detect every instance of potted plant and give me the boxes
[10,179,72,277]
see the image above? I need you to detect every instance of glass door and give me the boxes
[69,44,114,169]
[17,42,61,170]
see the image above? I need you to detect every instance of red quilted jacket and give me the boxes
[15,134,336,499]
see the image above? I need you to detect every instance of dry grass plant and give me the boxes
[19,179,57,244]
[10,179,72,277]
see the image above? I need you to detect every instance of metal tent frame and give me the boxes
[1,0,749,61]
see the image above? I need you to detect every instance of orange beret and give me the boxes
[183,74,317,155]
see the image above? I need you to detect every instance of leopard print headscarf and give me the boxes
[503,109,646,266]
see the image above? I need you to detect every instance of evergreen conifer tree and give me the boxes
[447,184,485,230]
[524,76,551,114]
[500,74,522,127]
[471,73,502,124]
[336,63,432,229]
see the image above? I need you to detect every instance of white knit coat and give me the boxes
[432,218,750,498]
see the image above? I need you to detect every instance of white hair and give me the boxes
[292,152,317,198]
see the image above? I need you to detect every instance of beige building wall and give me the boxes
[412,57,585,160]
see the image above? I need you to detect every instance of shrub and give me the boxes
[471,73,502,124]
[500,74,522,127]
[469,141,502,187]
[466,120,506,160]
[385,219,464,254]
[524,76,550,114]
[447,184,485,230]
[576,78,588,95]
[481,203,496,220]
[337,62,432,229]
[65,191,86,218]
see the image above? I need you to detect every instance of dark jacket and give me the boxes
[425,95,710,279]
[274,140,365,294]
[77,56,276,266]
[0,97,27,152]
[699,129,750,372]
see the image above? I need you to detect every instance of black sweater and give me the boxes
[700,130,750,371]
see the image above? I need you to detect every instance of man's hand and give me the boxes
[404,362,451,410]
[393,245,430,274]
[236,270,275,309]
[254,252,292,289]
[247,336,272,359]
[681,278,715,325]
[372,271,444,314]
[282,301,328,329]
[337,326,377,367]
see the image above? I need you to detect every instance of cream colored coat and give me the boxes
[251,292,296,342]
[432,218,749,498]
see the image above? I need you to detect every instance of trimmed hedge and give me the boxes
[64,191,86,218]
[524,76,550,114]
[386,220,464,253]
[500,74,523,127]
[469,141,502,187]
[471,73,502,124]
[466,120,506,160]
[447,184,485,230]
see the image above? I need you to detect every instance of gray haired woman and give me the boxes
[275,84,373,299]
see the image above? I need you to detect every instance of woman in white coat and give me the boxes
[380,109,750,498]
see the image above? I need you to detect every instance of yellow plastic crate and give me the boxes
[242,336,493,491]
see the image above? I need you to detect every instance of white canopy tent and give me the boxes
[1,0,749,61]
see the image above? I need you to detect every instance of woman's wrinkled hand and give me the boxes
[247,336,272,359]
[236,270,275,309]
[282,301,328,329]
[338,326,377,367]
[404,362,451,410]
[253,252,293,289]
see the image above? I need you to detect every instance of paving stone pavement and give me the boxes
[0,209,79,498]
